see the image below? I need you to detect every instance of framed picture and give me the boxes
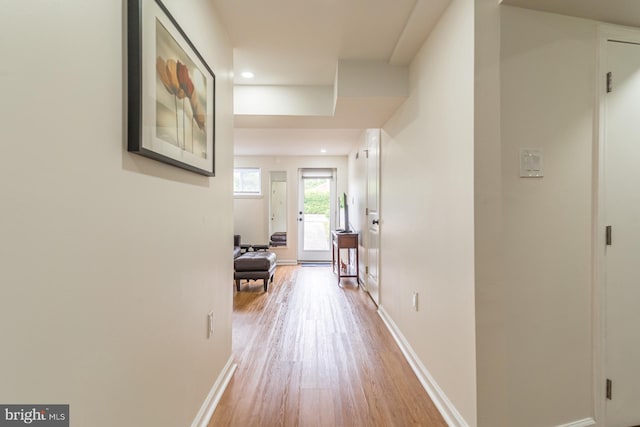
[127,0,215,176]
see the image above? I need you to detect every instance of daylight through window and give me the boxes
[234,168,261,195]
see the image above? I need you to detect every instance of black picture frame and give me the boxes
[127,0,216,176]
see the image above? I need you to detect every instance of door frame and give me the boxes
[365,128,381,306]
[594,23,640,427]
[297,168,337,262]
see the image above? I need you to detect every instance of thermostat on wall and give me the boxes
[520,149,543,178]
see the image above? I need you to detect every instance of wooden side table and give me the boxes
[331,231,359,285]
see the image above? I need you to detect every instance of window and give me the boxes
[234,168,261,195]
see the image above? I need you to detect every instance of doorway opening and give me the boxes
[298,168,336,262]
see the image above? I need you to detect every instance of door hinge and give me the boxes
[365,207,369,216]
[606,225,612,246]
[364,149,369,159]
[606,378,612,400]
[607,72,613,93]
[365,266,369,275]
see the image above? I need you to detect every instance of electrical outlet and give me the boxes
[412,292,419,311]
[207,311,214,338]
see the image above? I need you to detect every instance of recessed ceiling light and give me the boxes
[320,149,327,153]
[240,71,254,79]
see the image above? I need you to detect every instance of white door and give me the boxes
[270,181,287,235]
[297,169,336,262]
[366,129,380,305]
[604,39,640,427]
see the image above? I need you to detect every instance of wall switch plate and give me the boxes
[520,148,543,178]
[207,311,214,338]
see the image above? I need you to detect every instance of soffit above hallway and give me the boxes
[501,0,640,28]
[213,0,449,86]
[212,0,450,156]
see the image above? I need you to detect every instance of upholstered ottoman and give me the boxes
[234,251,277,292]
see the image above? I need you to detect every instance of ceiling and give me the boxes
[233,128,365,157]
[212,0,450,156]
[216,0,640,157]
[501,0,640,28]
[213,0,448,85]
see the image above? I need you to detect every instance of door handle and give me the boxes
[372,219,379,225]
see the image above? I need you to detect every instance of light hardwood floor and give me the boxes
[209,265,447,427]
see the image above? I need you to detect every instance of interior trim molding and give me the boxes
[190,356,237,427]
[555,418,596,427]
[377,306,469,427]
[276,259,298,266]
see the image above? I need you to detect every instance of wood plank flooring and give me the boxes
[209,265,447,427]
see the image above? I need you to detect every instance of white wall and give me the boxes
[233,155,349,264]
[475,5,596,427]
[235,85,334,116]
[474,0,508,426]
[380,0,477,424]
[501,6,595,426]
[0,1,234,426]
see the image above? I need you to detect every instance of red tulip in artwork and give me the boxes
[156,56,205,152]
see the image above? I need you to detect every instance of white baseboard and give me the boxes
[191,356,237,427]
[276,259,297,266]
[377,306,469,427]
[555,418,596,427]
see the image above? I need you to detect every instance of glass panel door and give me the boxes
[298,169,335,261]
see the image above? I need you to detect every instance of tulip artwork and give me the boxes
[128,0,215,177]
[155,20,208,158]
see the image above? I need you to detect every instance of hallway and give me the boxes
[209,265,447,426]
